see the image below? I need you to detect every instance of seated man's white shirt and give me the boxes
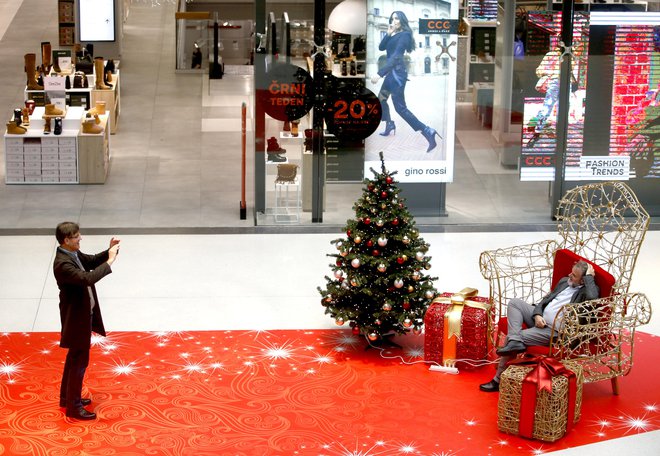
[543,284,583,329]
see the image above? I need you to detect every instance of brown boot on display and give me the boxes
[24,54,43,90]
[94,57,111,89]
[21,108,30,126]
[291,120,299,137]
[82,118,103,134]
[43,117,51,134]
[87,101,106,117]
[267,136,286,154]
[44,104,65,117]
[41,41,52,74]
[6,120,27,135]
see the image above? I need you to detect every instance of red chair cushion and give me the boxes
[551,249,616,298]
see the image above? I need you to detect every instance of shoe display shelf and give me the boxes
[4,107,110,184]
[266,116,305,222]
[273,177,301,224]
[25,69,120,134]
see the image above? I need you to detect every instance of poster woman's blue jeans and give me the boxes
[535,79,560,133]
[378,77,426,132]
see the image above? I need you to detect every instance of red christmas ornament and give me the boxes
[352,326,360,335]
[336,260,342,267]
[347,229,352,237]
[397,257,405,264]
[392,218,399,226]
[402,301,411,310]
[381,191,388,199]
[368,183,374,191]
[366,240,374,247]
[372,250,380,256]
[386,176,393,184]
[364,217,371,225]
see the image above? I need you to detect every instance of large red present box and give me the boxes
[423,288,491,369]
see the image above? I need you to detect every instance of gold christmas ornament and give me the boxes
[335,317,345,326]
[368,333,379,341]
[382,302,393,311]
[377,263,387,273]
[402,236,410,245]
[403,318,413,328]
[354,236,362,244]
[425,290,435,299]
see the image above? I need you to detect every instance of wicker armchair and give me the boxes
[480,182,652,394]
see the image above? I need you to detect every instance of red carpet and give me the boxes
[0,330,658,455]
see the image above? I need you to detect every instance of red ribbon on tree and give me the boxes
[506,355,578,439]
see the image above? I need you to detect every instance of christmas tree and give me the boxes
[318,152,437,343]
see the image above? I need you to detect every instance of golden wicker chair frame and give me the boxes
[480,182,652,395]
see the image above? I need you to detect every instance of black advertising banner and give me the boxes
[261,63,314,121]
[418,19,459,35]
[325,82,382,140]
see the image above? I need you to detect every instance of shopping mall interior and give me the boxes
[0,0,659,454]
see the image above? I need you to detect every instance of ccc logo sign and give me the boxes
[525,156,553,166]
[426,20,452,30]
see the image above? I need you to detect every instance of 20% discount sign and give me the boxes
[324,84,382,140]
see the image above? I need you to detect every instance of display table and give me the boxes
[4,107,110,184]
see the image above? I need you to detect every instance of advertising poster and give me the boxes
[79,0,115,42]
[364,0,459,183]
[520,12,660,181]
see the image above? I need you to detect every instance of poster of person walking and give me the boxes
[364,0,458,183]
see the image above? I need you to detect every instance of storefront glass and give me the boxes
[250,0,660,227]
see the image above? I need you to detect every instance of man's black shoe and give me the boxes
[479,379,500,392]
[66,407,96,420]
[496,340,526,356]
[60,398,91,407]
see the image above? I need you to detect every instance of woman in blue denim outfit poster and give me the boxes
[365,1,457,183]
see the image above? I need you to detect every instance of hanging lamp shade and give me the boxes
[328,0,367,35]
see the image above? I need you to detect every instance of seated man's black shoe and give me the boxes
[60,398,91,407]
[479,379,500,392]
[496,340,526,356]
[66,407,96,420]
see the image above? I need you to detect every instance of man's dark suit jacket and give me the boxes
[532,275,600,319]
[53,248,112,349]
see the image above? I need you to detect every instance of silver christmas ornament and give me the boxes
[377,263,387,273]
[403,318,413,328]
[351,258,361,268]
[415,251,424,261]
[335,317,345,326]
[377,237,388,247]
[334,270,344,279]
[382,302,393,312]
[425,290,435,299]
[402,236,410,245]
[394,278,404,288]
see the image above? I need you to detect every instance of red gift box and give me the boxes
[423,288,491,368]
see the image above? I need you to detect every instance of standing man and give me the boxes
[479,260,598,393]
[54,222,120,420]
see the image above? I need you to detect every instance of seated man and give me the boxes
[479,260,598,392]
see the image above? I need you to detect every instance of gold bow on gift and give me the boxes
[432,288,491,340]
[431,288,491,365]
